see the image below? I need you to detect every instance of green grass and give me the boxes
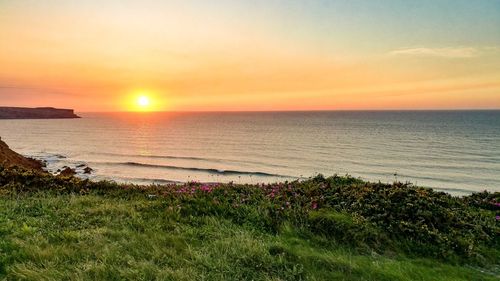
[0,168,499,280]
[0,194,497,280]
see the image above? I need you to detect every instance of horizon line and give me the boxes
[75,108,500,113]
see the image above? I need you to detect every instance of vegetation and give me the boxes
[1,166,499,280]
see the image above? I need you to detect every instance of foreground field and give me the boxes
[0,167,499,280]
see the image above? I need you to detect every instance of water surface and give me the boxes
[1,111,499,195]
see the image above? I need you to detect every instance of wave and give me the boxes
[431,186,476,195]
[96,152,212,161]
[113,177,180,185]
[90,152,290,168]
[27,153,67,161]
[99,161,292,178]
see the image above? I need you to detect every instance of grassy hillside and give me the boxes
[1,166,499,280]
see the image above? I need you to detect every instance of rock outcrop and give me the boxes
[58,167,76,177]
[0,138,44,171]
[0,107,80,119]
[83,167,93,174]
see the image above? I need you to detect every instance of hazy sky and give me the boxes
[1,0,499,111]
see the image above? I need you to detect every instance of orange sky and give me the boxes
[1,1,499,111]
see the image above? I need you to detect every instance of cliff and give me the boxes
[0,138,44,171]
[0,107,80,119]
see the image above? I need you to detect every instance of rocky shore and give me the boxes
[0,138,95,177]
[0,137,44,171]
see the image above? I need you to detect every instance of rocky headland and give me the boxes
[0,107,80,119]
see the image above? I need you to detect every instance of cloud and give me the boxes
[0,84,86,97]
[389,47,480,58]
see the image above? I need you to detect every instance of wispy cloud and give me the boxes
[0,85,84,97]
[389,47,480,58]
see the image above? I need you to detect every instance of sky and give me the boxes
[1,0,499,112]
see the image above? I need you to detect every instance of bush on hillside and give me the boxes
[0,166,499,264]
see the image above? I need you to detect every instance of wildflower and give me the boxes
[496,215,500,221]
[200,185,213,193]
[311,201,318,210]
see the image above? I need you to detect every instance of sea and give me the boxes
[1,111,499,195]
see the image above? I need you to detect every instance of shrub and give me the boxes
[0,167,498,264]
[308,210,389,251]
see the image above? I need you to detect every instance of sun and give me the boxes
[137,96,150,108]
[125,90,165,112]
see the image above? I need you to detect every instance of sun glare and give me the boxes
[125,90,166,112]
[137,96,150,107]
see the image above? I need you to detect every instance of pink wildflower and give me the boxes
[311,201,318,210]
[200,185,213,193]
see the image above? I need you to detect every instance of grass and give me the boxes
[0,168,499,280]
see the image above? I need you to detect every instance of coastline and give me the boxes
[19,150,491,196]
[24,150,487,196]
[0,134,493,196]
